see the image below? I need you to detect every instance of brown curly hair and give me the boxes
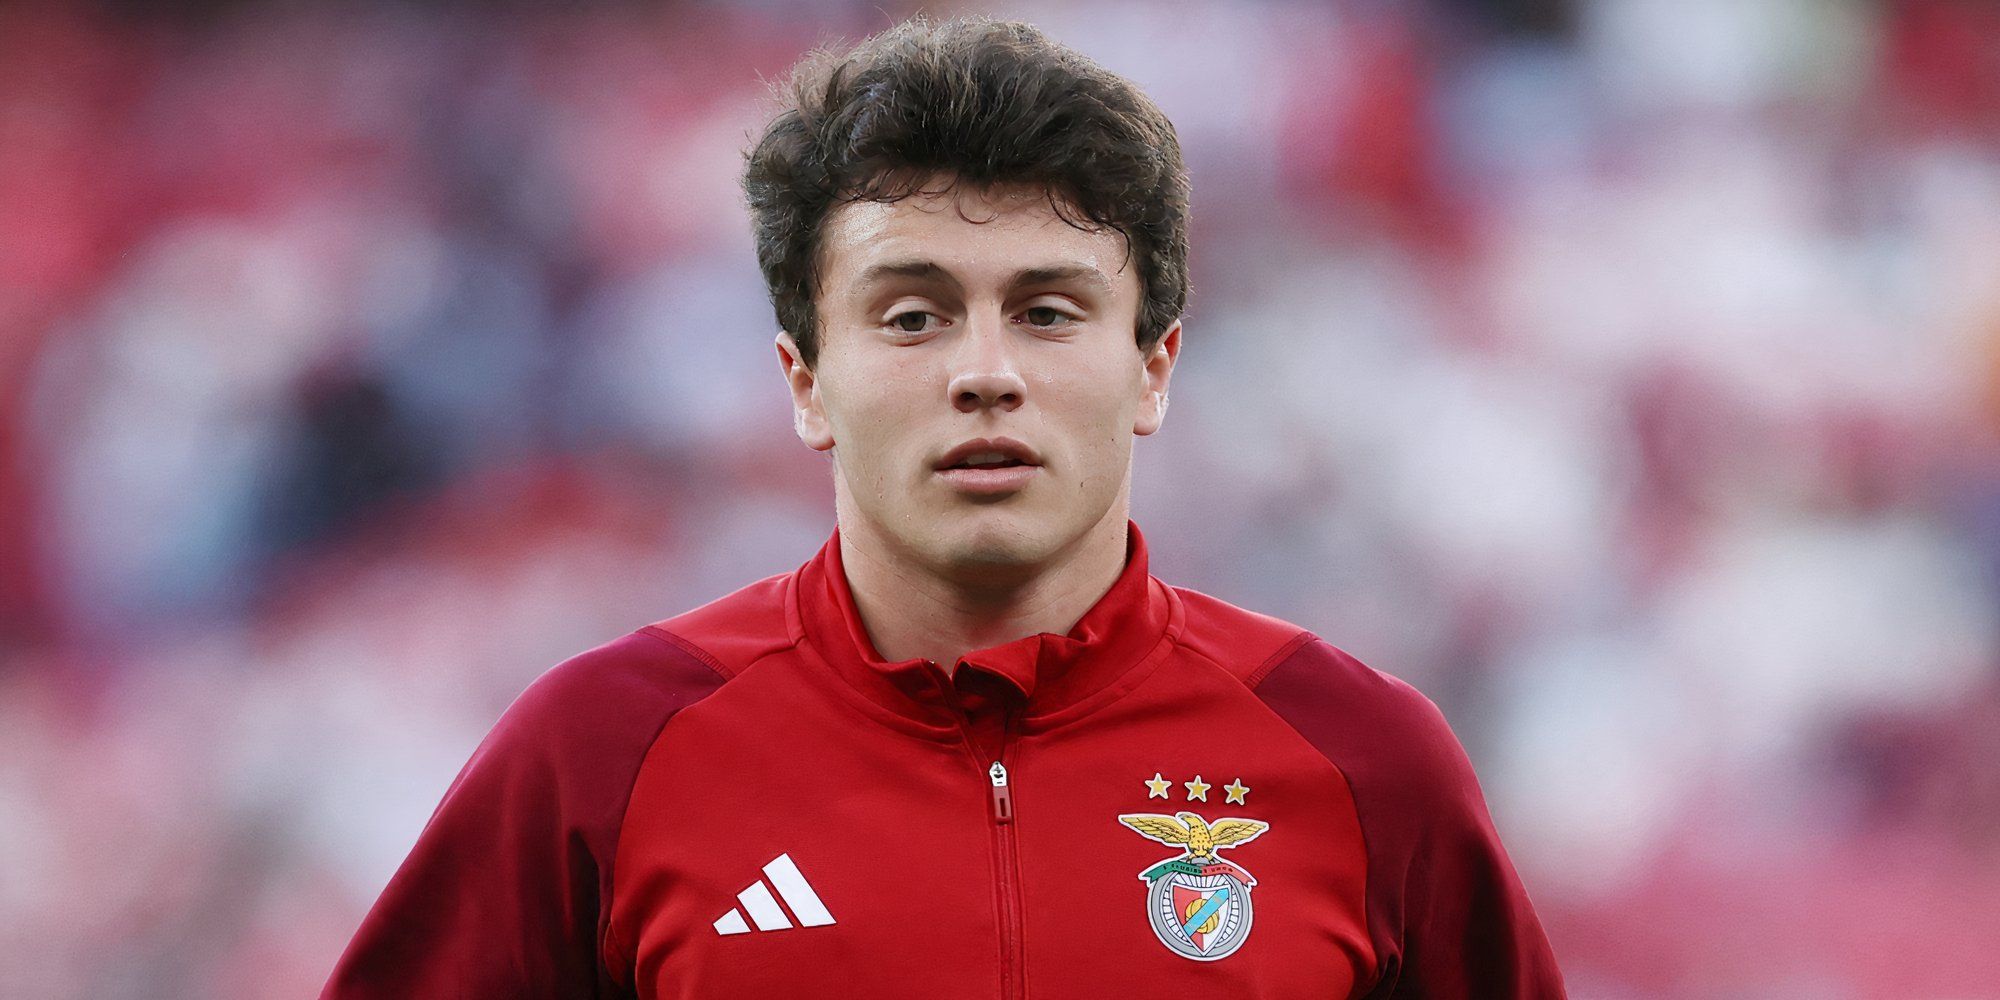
[742,15,1190,369]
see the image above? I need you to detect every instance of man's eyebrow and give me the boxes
[854,259,962,293]
[851,259,1112,295]
[1009,264,1111,293]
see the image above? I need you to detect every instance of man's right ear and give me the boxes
[776,331,835,452]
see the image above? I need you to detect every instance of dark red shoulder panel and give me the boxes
[320,630,729,999]
[1252,639,1565,999]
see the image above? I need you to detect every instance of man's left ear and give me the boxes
[1133,319,1181,437]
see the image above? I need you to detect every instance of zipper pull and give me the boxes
[988,760,1013,824]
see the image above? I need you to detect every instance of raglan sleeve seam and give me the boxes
[598,635,689,987]
[1239,636,1389,994]
[1260,639,1565,998]
[1243,628,1316,688]
[639,624,734,682]
[601,629,782,987]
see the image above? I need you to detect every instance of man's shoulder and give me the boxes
[1248,635,1487,822]
[1168,584,1449,761]
[479,629,734,772]
[489,568,791,752]
[644,568,799,678]
[1160,581,1469,795]
[1248,637,1447,740]
[1166,583,1319,684]
[530,628,735,711]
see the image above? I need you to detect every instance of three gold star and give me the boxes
[1140,771,1251,804]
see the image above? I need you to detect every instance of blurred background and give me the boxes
[4,0,1999,996]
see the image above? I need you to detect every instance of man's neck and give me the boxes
[838,512,1129,672]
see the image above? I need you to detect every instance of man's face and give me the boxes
[777,179,1179,578]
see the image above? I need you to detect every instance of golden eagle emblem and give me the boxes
[1117,811,1270,862]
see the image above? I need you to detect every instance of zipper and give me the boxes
[988,738,1025,1000]
[930,660,1026,1000]
[988,759,1013,822]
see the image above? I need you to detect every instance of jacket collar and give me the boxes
[792,518,1175,734]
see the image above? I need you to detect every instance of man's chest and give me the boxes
[609,675,1376,999]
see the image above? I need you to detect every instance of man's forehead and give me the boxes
[862,174,1073,216]
[852,257,1117,296]
[819,186,1134,290]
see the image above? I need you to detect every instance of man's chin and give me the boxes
[923,509,1061,579]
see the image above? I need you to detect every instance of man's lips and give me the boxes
[935,436,1042,471]
[936,463,1040,494]
[934,437,1042,495]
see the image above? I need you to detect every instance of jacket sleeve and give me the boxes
[319,630,725,999]
[1373,679,1563,997]
[1251,638,1565,998]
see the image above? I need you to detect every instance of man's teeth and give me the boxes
[961,451,1009,465]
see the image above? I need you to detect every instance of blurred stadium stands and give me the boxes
[3,0,1999,996]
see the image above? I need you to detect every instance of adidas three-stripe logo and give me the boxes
[713,853,837,935]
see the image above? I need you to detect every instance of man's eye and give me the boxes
[1021,306,1072,328]
[889,311,939,334]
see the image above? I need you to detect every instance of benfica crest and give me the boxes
[1116,810,1270,961]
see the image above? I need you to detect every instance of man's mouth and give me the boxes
[934,437,1043,472]
[945,452,1032,470]
[934,439,1042,495]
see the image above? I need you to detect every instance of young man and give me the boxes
[322,16,1564,999]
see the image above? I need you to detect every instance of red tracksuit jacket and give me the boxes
[321,519,1564,998]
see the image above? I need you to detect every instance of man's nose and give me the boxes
[946,312,1027,413]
